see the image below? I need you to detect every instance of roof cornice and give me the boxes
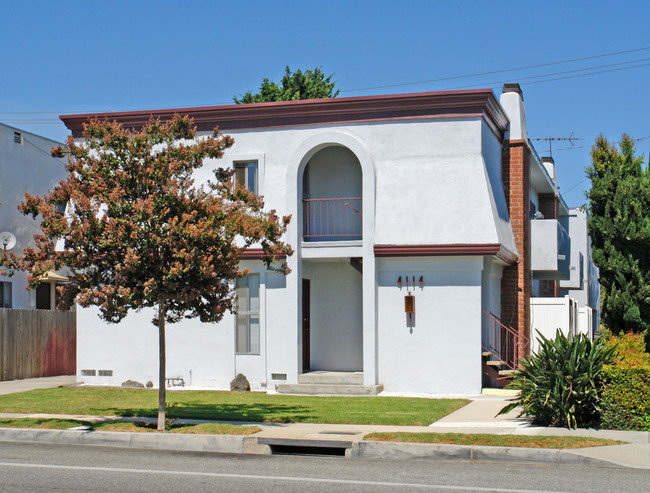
[60,89,509,139]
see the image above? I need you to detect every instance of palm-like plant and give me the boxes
[498,330,617,429]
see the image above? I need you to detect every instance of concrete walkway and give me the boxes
[0,379,648,469]
[0,375,77,395]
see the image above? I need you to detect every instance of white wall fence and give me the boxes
[529,297,594,353]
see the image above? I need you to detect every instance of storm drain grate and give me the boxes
[269,444,346,456]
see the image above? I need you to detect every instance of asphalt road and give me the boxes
[0,441,648,492]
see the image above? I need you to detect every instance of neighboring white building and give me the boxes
[0,123,68,310]
[560,207,600,334]
[61,84,593,395]
[529,187,600,347]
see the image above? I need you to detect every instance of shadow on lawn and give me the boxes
[100,402,314,423]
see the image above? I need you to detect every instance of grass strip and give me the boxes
[0,418,90,430]
[364,432,625,449]
[0,388,468,426]
[0,418,260,435]
[93,421,261,435]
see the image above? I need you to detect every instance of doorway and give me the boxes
[302,279,310,372]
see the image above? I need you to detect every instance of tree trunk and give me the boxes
[157,299,166,431]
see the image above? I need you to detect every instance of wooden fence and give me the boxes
[0,309,76,381]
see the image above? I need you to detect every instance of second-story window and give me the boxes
[0,281,12,308]
[234,161,258,194]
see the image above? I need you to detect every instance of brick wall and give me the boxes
[501,140,531,360]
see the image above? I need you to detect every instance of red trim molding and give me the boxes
[60,89,509,139]
[240,248,287,260]
[374,244,517,264]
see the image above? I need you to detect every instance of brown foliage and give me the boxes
[3,115,292,324]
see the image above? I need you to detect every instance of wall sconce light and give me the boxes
[418,276,423,288]
[397,276,402,288]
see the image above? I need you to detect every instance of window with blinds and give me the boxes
[235,274,260,354]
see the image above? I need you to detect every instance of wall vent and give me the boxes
[81,369,96,376]
[271,373,287,381]
[98,370,113,377]
[14,132,23,145]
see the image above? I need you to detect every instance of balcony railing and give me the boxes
[303,197,362,241]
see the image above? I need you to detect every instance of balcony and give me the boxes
[303,197,362,242]
[559,249,584,290]
[531,219,571,280]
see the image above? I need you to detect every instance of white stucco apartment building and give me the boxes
[60,84,597,395]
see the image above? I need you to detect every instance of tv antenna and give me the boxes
[531,132,583,157]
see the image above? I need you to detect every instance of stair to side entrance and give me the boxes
[276,371,383,395]
[482,351,515,384]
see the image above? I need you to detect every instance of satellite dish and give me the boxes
[0,232,16,251]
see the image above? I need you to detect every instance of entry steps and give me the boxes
[275,371,383,396]
[482,351,515,383]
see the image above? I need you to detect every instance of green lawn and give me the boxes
[364,432,625,449]
[92,421,261,434]
[0,418,86,430]
[0,388,467,426]
[0,418,260,435]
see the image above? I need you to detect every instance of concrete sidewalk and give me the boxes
[0,376,77,395]
[0,380,648,469]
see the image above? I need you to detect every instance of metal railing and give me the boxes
[303,197,362,241]
[481,310,526,372]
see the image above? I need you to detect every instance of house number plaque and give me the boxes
[404,295,415,313]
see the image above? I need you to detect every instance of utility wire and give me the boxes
[340,46,650,93]
[553,136,650,196]
[517,62,650,87]
[552,135,650,152]
[2,46,649,119]
[447,59,650,91]
[2,56,647,125]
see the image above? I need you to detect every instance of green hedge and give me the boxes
[600,367,650,431]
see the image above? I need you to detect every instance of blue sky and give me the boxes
[2,0,649,207]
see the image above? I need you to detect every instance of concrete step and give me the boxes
[276,383,383,396]
[298,371,363,385]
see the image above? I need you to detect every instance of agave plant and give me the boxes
[498,329,617,429]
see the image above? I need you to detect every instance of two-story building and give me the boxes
[61,84,595,395]
[0,123,68,310]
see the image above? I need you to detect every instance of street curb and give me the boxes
[0,427,629,468]
[0,427,246,454]
[358,440,615,467]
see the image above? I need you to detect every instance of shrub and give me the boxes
[498,330,616,429]
[600,329,650,369]
[600,367,650,431]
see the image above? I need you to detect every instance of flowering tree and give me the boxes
[4,116,292,430]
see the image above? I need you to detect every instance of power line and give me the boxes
[340,46,650,93]
[2,46,649,119]
[448,60,650,91]
[563,179,589,194]
[554,136,650,196]
[4,58,647,125]
[520,62,650,86]
[552,135,650,152]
